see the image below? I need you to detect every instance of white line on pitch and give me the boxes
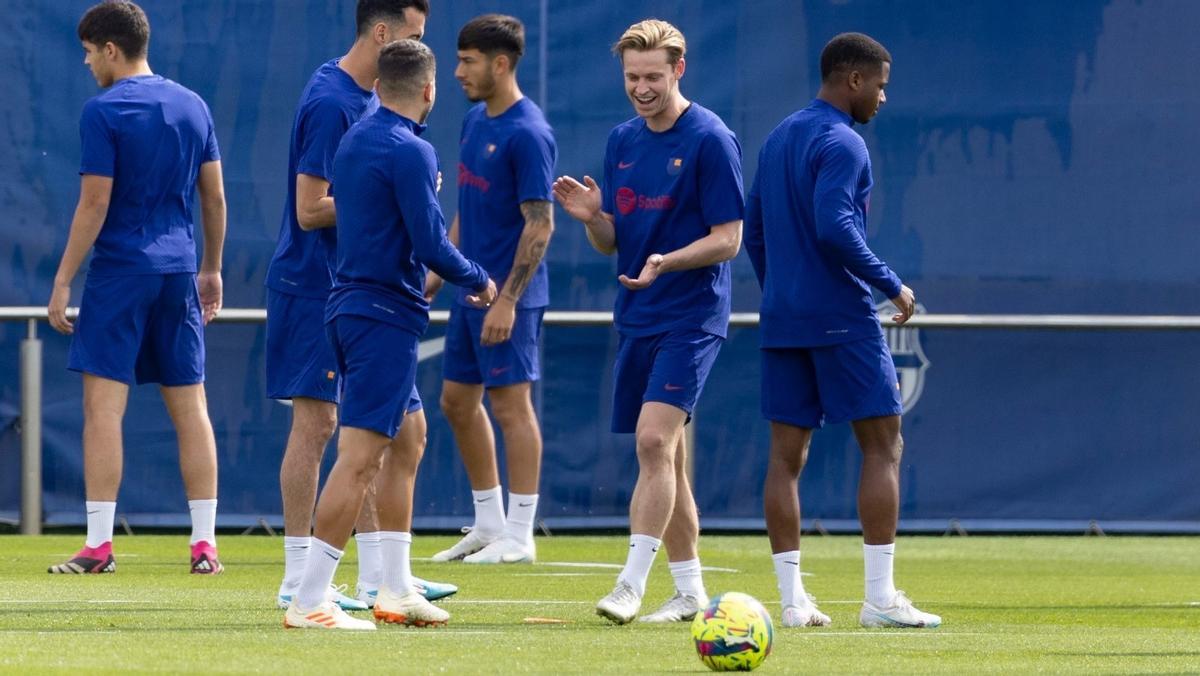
[0,600,142,604]
[414,558,741,573]
[443,599,590,605]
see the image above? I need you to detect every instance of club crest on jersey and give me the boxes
[616,187,637,215]
[666,157,684,175]
[876,300,929,414]
[484,142,497,158]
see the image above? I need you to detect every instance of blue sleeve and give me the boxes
[512,126,556,204]
[201,100,220,163]
[79,100,115,177]
[601,130,617,216]
[698,130,745,226]
[296,98,350,181]
[394,143,488,291]
[744,168,766,288]
[812,134,902,298]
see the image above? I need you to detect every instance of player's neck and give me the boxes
[340,41,380,92]
[644,93,689,133]
[484,79,523,118]
[110,59,153,84]
[815,88,853,119]
[380,98,427,126]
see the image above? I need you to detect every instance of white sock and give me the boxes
[84,501,116,548]
[354,532,382,590]
[472,486,505,535]
[503,492,538,541]
[772,550,809,608]
[380,531,413,596]
[617,534,661,597]
[280,536,311,594]
[188,499,217,546]
[863,542,898,607]
[296,538,342,610]
[668,558,706,600]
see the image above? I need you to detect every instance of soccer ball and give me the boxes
[690,592,774,672]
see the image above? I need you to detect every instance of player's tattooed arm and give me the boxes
[502,200,555,303]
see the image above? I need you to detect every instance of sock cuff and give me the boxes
[472,486,503,500]
[772,550,801,563]
[355,531,382,543]
[863,543,896,553]
[85,501,116,510]
[667,558,701,573]
[508,492,538,501]
[187,499,217,508]
[630,534,662,548]
[312,538,344,559]
[379,531,413,543]
[283,536,312,549]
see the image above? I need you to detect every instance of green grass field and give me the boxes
[1,534,1197,673]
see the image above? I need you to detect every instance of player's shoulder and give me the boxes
[685,104,740,151]
[391,129,437,169]
[607,116,644,147]
[509,100,555,145]
[301,62,365,114]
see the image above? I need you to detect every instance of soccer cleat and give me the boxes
[373,587,450,627]
[637,591,707,623]
[412,576,458,601]
[859,591,941,629]
[48,542,115,574]
[596,580,642,625]
[431,527,499,562]
[463,536,536,564]
[278,584,369,611]
[190,541,224,575]
[782,594,832,627]
[284,600,376,631]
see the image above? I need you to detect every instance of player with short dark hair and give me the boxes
[266,0,454,611]
[744,31,940,629]
[47,0,226,575]
[428,13,557,566]
[554,19,744,624]
[283,39,497,631]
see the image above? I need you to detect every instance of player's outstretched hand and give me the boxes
[465,278,498,309]
[424,271,444,302]
[47,282,73,335]
[198,271,223,324]
[891,284,915,324]
[552,175,601,223]
[481,296,516,346]
[618,253,665,290]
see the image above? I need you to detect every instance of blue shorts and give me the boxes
[68,273,205,386]
[761,335,903,429]
[611,329,723,434]
[327,315,421,439]
[266,289,339,402]
[443,305,543,388]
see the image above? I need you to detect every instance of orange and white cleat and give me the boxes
[284,600,376,631]
[373,587,450,627]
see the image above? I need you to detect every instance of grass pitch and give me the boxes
[1,534,1197,673]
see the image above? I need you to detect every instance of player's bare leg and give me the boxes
[49,375,127,575]
[598,402,686,624]
[852,414,939,628]
[639,434,707,622]
[464,383,541,563]
[161,384,222,573]
[762,421,828,626]
[434,381,503,561]
[372,410,448,626]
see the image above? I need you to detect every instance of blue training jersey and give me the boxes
[601,103,743,338]
[744,99,903,348]
[326,107,488,335]
[266,59,378,299]
[455,98,557,309]
[79,74,219,275]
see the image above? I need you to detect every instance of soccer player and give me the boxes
[744,32,941,629]
[427,14,556,565]
[553,20,744,624]
[265,0,453,610]
[283,39,497,631]
[46,1,226,575]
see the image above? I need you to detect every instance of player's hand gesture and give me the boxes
[890,284,915,324]
[481,296,516,346]
[436,171,443,194]
[553,175,601,224]
[466,278,498,309]
[424,271,444,302]
[619,253,665,290]
[198,271,223,324]
[47,282,73,335]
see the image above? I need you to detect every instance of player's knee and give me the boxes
[490,395,533,429]
[439,391,476,426]
[295,407,337,442]
[635,429,675,469]
[863,434,903,464]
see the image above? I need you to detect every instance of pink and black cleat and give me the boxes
[190,541,224,575]
[48,542,116,574]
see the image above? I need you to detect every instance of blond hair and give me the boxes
[612,19,687,64]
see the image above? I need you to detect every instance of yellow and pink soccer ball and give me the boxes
[690,592,774,671]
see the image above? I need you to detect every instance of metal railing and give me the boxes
[7,306,1200,535]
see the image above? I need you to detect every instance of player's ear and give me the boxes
[103,41,120,62]
[423,80,434,104]
[674,57,686,80]
[848,69,863,92]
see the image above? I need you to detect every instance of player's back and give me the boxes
[82,75,218,275]
[753,100,891,347]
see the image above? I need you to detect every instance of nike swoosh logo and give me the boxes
[651,547,659,553]
[618,161,634,169]
[490,366,510,376]
[475,497,493,503]
[87,510,100,515]
[664,384,684,391]
[323,550,340,562]
[783,560,798,566]
[518,502,533,507]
